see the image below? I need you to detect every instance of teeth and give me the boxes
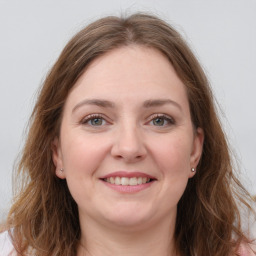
[129,177,137,186]
[115,177,121,185]
[105,177,151,186]
[121,177,129,185]
[110,177,115,184]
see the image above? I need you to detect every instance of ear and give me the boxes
[51,137,66,179]
[189,127,204,178]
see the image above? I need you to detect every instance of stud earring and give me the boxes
[60,168,64,172]
[191,168,196,172]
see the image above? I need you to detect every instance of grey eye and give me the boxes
[149,115,175,127]
[89,118,104,126]
[152,117,165,126]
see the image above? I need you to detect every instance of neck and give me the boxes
[77,212,178,256]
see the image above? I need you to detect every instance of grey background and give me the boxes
[0,0,255,222]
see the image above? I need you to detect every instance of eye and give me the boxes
[89,117,104,126]
[149,114,175,127]
[81,114,106,126]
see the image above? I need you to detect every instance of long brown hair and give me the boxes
[6,13,255,256]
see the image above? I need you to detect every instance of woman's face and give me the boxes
[52,46,204,230]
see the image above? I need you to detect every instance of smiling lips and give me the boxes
[100,171,156,193]
[104,176,150,186]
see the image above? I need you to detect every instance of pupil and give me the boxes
[92,118,102,125]
[153,118,164,126]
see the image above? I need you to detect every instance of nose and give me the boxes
[111,124,147,163]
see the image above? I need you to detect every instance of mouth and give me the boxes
[99,171,157,192]
[102,176,154,186]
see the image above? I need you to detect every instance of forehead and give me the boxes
[65,45,189,110]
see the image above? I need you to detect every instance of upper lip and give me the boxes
[100,171,157,180]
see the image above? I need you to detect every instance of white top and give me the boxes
[0,231,16,256]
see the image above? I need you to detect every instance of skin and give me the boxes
[52,46,204,256]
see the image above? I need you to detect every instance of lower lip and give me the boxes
[101,180,154,193]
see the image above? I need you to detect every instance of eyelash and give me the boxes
[80,113,175,127]
[81,114,106,126]
[148,114,175,127]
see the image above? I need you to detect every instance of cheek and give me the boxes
[153,136,192,206]
[61,132,109,178]
[60,134,109,204]
[151,135,192,175]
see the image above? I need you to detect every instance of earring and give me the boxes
[60,168,64,172]
[191,168,196,172]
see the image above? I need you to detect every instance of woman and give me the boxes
[0,13,255,256]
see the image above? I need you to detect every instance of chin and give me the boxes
[100,204,156,229]
[106,216,151,230]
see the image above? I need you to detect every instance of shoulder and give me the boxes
[0,230,16,256]
[237,242,256,256]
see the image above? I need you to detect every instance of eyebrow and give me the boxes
[72,99,115,113]
[143,99,182,111]
[72,98,182,113]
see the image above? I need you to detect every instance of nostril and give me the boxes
[110,134,147,162]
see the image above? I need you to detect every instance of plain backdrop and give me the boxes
[0,0,255,221]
